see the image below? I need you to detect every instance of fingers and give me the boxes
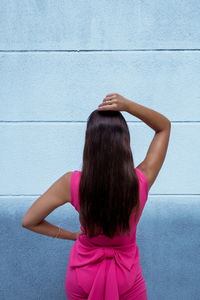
[105,95,115,100]
[98,103,114,110]
[97,94,116,110]
[99,99,113,106]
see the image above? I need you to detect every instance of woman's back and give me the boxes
[65,167,149,299]
[71,167,148,246]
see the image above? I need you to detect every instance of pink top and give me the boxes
[68,167,149,299]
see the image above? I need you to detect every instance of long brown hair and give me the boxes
[79,109,140,238]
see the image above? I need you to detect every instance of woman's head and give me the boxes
[79,109,140,238]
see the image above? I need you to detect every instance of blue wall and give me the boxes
[0,1,200,299]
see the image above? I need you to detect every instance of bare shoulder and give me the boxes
[135,164,150,192]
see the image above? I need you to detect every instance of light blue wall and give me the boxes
[0,1,199,299]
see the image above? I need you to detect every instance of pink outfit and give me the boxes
[65,168,149,299]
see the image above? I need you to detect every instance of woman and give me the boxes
[22,93,171,299]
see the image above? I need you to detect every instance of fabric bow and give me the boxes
[69,238,140,299]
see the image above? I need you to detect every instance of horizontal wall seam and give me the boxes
[0,194,200,197]
[0,121,199,124]
[0,49,200,53]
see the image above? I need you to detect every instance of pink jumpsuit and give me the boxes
[65,168,149,300]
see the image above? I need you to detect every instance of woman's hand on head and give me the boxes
[97,93,130,112]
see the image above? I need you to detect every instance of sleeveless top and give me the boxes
[68,167,149,299]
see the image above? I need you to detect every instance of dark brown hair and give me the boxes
[79,109,140,238]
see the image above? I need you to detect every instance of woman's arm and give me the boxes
[21,172,79,240]
[125,99,171,191]
[22,219,77,240]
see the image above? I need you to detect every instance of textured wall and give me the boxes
[0,1,200,299]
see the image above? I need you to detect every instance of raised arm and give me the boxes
[98,93,171,192]
[125,99,171,191]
